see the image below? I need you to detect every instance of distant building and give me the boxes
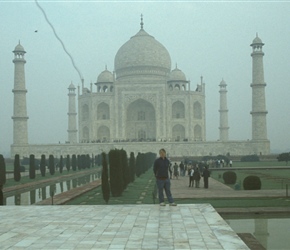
[11,18,270,158]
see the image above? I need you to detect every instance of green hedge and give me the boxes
[223,171,237,184]
[243,175,261,190]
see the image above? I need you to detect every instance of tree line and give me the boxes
[101,150,156,204]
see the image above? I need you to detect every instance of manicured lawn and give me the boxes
[66,170,156,205]
[230,161,288,168]
[66,167,290,208]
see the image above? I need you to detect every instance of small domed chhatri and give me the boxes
[251,33,264,45]
[168,65,187,82]
[97,67,114,84]
[13,42,25,52]
[68,82,75,89]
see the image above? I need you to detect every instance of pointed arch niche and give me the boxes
[194,125,202,141]
[97,102,110,120]
[82,126,89,142]
[97,126,110,141]
[172,124,185,141]
[82,104,89,121]
[126,99,156,140]
[172,101,185,119]
[194,101,202,119]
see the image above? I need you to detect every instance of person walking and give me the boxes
[179,161,185,176]
[153,149,177,206]
[194,166,201,188]
[173,162,179,179]
[203,166,210,188]
[188,166,194,187]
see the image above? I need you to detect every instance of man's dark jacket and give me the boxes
[154,157,170,179]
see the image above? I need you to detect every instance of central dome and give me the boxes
[114,28,171,79]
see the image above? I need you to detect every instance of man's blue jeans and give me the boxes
[156,178,174,203]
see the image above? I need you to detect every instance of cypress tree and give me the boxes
[86,154,91,168]
[96,154,102,166]
[117,149,124,195]
[77,155,81,170]
[135,153,141,178]
[120,149,129,190]
[72,154,77,171]
[14,154,21,182]
[59,155,63,173]
[101,152,110,204]
[129,152,136,183]
[91,154,95,168]
[109,149,124,197]
[29,154,36,179]
[0,154,6,186]
[49,155,55,175]
[81,154,86,169]
[66,155,71,172]
[40,154,46,177]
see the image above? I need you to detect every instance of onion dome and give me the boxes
[13,42,25,53]
[219,79,226,86]
[96,67,114,84]
[251,33,264,46]
[168,65,187,82]
[68,83,76,89]
[114,28,171,79]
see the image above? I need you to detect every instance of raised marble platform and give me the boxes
[0,204,249,250]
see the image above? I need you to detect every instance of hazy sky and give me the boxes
[1,1,290,157]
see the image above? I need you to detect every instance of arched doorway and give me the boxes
[126,99,156,141]
[172,124,185,141]
[97,125,110,142]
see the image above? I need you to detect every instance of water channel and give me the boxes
[4,172,101,205]
[224,215,290,249]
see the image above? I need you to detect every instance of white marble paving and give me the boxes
[0,204,249,249]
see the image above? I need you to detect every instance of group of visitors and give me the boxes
[168,161,210,189]
[188,164,210,188]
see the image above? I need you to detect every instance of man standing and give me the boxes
[203,166,210,188]
[179,161,185,176]
[153,149,177,206]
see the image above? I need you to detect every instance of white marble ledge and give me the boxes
[0,204,249,250]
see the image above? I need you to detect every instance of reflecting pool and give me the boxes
[224,215,290,250]
[4,173,100,205]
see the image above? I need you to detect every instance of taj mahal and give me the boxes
[11,18,270,158]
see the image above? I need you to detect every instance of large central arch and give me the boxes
[126,99,156,141]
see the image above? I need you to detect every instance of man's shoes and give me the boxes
[160,202,166,206]
[169,203,177,206]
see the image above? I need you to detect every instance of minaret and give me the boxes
[250,34,268,141]
[219,79,229,141]
[67,83,77,143]
[12,42,28,145]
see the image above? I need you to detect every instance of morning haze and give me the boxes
[1,1,290,156]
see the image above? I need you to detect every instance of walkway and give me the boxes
[170,176,287,199]
[169,176,290,214]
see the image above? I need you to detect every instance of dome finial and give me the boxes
[105,64,107,70]
[175,63,177,69]
[140,14,144,29]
